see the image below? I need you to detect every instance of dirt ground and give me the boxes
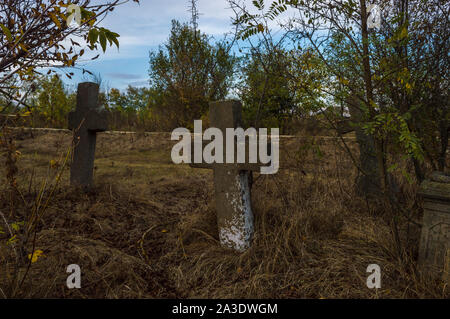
[0,129,447,298]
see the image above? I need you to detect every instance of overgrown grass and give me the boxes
[0,129,447,298]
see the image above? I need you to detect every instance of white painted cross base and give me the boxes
[216,170,254,252]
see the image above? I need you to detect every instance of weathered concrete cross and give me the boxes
[68,82,107,189]
[191,100,275,252]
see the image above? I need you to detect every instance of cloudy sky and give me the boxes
[65,0,236,90]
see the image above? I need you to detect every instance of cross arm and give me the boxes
[189,137,273,172]
[68,109,108,132]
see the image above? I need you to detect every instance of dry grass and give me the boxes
[0,129,447,298]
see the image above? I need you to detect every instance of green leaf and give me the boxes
[110,36,119,49]
[99,32,107,52]
[7,234,17,245]
[88,28,98,45]
[106,31,120,49]
[252,0,264,9]
[0,23,12,42]
[387,163,398,173]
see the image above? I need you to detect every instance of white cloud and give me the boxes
[91,0,234,57]
[63,0,239,89]
[106,72,143,79]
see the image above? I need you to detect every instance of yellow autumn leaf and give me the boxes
[340,77,349,85]
[257,23,264,33]
[28,250,44,263]
[19,43,28,52]
[49,12,61,29]
[161,229,168,233]
[399,27,408,39]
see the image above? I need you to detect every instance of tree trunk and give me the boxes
[438,117,449,171]
[347,96,382,197]
[359,0,388,196]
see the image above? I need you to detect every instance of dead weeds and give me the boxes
[0,130,447,298]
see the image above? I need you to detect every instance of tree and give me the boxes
[0,0,139,112]
[229,0,449,261]
[149,20,236,129]
[229,0,449,190]
[34,74,73,128]
[238,44,326,134]
[369,0,449,177]
[107,86,154,130]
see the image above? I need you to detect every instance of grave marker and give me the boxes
[418,171,450,283]
[191,100,277,252]
[68,82,107,189]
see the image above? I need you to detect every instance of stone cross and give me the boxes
[417,171,450,283]
[68,82,107,189]
[191,100,275,252]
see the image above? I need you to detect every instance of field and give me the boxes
[0,129,447,298]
